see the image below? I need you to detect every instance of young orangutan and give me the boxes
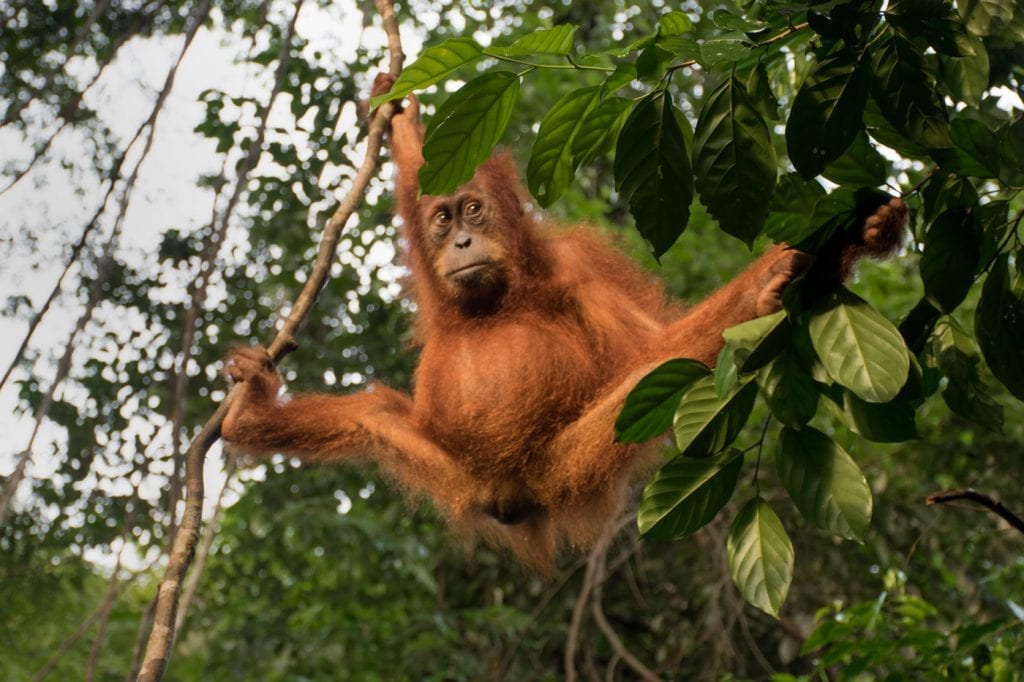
[221,75,907,571]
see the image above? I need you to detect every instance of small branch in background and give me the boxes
[926,488,1024,535]
[135,0,405,678]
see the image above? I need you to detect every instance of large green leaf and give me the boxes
[785,48,871,179]
[572,96,632,167]
[727,498,794,617]
[760,349,820,428]
[527,86,601,207]
[485,25,578,56]
[931,117,1001,178]
[420,71,520,195]
[614,90,693,258]
[777,427,873,541]
[674,376,757,457]
[693,76,776,246]
[809,287,910,403]
[763,173,827,244]
[936,33,989,106]
[932,317,1004,431]
[975,255,1024,401]
[615,359,710,443]
[957,0,1013,36]
[920,207,981,313]
[821,129,888,187]
[871,37,952,149]
[370,38,483,107]
[638,449,743,538]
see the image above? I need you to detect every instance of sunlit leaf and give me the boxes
[674,376,757,457]
[809,287,910,403]
[527,86,601,207]
[777,427,873,540]
[615,359,710,443]
[727,498,794,617]
[486,25,578,56]
[370,38,483,106]
[572,96,632,166]
[420,71,520,195]
[957,0,1013,36]
[638,449,742,538]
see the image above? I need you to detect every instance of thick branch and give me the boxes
[135,2,404,679]
[927,488,1024,535]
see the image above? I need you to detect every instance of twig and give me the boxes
[135,2,405,679]
[590,544,659,681]
[926,488,1024,535]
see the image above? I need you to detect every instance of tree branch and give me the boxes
[135,1,405,679]
[926,488,1024,535]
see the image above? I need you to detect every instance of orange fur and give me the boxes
[221,77,907,572]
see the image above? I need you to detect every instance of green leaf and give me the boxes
[614,90,693,258]
[809,287,910,403]
[693,76,776,246]
[721,310,791,373]
[760,350,820,428]
[370,38,483,107]
[998,118,1024,186]
[841,390,918,442]
[420,71,520,195]
[885,0,974,57]
[615,359,710,443]
[638,449,742,538]
[821,130,888,187]
[786,48,872,179]
[746,61,779,121]
[958,0,1013,36]
[659,10,693,36]
[777,427,873,540]
[700,38,752,70]
[712,10,769,34]
[486,25,578,57]
[935,33,989,106]
[976,255,1024,401]
[932,318,1004,430]
[871,37,952,149]
[920,207,981,313]
[527,86,602,207]
[674,376,757,457]
[572,96,632,167]
[931,117,1000,178]
[763,174,827,244]
[727,498,794,617]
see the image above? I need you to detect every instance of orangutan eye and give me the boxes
[464,201,482,217]
[434,210,451,227]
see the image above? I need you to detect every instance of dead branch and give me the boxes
[135,1,404,679]
[927,488,1024,535]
